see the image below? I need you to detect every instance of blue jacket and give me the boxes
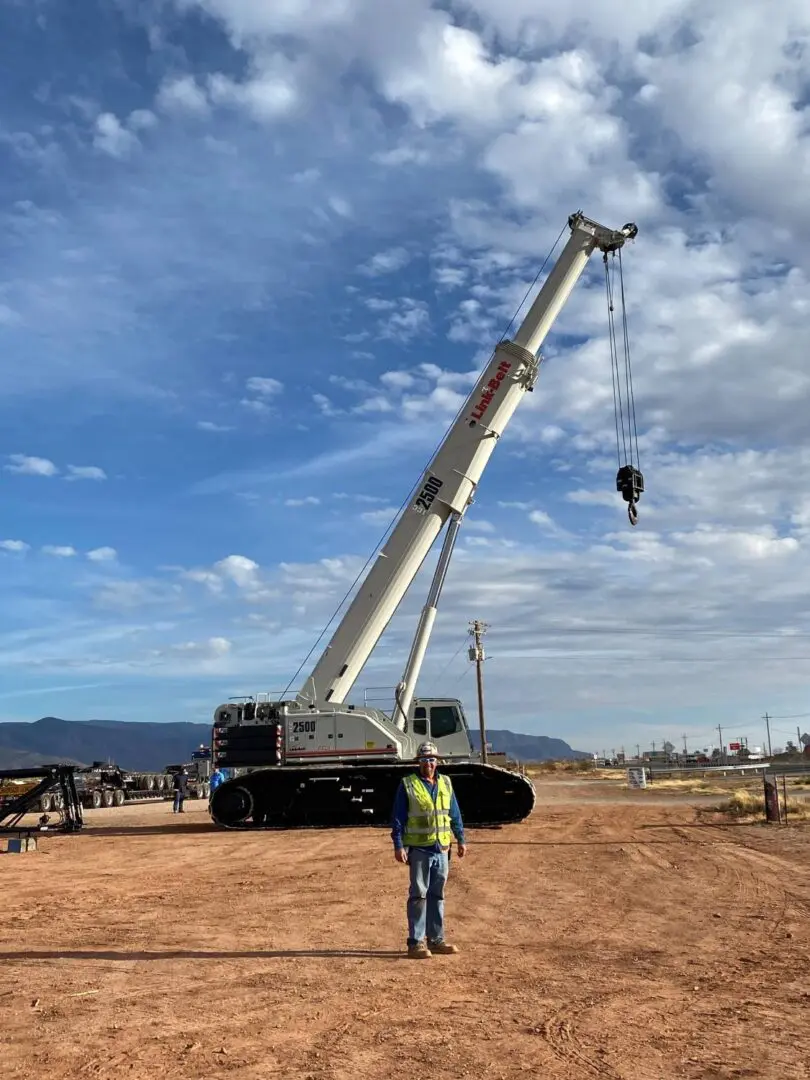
[391,773,465,852]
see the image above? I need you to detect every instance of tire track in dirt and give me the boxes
[712,843,810,923]
[669,824,796,944]
[537,997,625,1079]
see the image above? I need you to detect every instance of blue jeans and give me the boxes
[407,848,449,945]
[173,792,185,813]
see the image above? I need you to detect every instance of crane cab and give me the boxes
[409,697,474,759]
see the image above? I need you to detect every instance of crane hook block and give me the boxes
[616,464,644,503]
[616,464,644,526]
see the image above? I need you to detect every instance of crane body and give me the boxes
[209,212,639,831]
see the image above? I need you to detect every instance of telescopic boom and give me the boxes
[296,212,638,712]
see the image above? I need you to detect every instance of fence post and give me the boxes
[763,775,781,823]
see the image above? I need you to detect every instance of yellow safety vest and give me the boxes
[402,772,454,849]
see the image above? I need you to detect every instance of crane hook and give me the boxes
[616,464,644,528]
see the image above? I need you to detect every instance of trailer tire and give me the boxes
[91,790,103,809]
[113,788,125,806]
[40,794,52,812]
[102,789,115,808]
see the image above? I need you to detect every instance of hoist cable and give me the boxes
[618,248,641,471]
[604,244,643,526]
[604,255,628,467]
[498,221,567,343]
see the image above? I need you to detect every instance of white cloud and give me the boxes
[0,539,29,552]
[128,109,158,131]
[157,75,210,115]
[377,298,430,342]
[359,247,411,276]
[328,195,352,218]
[380,370,416,390]
[214,554,260,589]
[284,496,320,506]
[360,506,399,526]
[240,398,270,414]
[5,454,58,476]
[208,68,298,121]
[86,547,117,563]
[463,519,495,533]
[164,635,232,658]
[245,376,283,396]
[65,464,107,482]
[197,420,233,432]
[93,112,140,159]
[42,545,77,557]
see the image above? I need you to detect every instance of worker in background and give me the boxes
[172,768,189,813]
[209,767,225,797]
[390,740,466,959]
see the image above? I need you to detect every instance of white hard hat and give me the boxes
[417,741,439,759]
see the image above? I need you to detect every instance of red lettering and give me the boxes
[469,359,513,422]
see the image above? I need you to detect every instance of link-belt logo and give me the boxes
[470,359,512,422]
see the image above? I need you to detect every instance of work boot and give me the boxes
[407,941,432,959]
[428,940,458,954]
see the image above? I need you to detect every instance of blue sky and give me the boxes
[2,0,810,757]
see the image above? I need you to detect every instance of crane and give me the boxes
[209,211,641,831]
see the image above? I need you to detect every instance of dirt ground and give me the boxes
[1,780,809,1080]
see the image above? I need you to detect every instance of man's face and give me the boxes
[419,755,437,779]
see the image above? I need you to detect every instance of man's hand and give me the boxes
[457,843,467,858]
[394,848,408,864]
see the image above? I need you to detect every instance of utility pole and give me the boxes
[469,619,488,764]
[635,744,641,761]
[763,712,772,758]
[716,724,723,761]
[798,727,803,754]
[682,733,688,755]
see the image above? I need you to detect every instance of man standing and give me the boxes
[209,767,225,796]
[172,768,189,813]
[390,741,467,959]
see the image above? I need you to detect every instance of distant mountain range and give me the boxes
[470,729,590,761]
[0,717,210,772]
[0,716,588,772]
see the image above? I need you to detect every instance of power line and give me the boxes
[490,627,810,640]
[483,653,810,663]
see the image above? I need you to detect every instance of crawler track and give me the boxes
[209,761,536,829]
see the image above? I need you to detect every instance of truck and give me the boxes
[165,745,213,800]
[38,761,174,812]
[209,210,642,831]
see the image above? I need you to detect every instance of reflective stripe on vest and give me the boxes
[402,772,453,849]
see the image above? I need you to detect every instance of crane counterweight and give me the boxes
[209,210,640,831]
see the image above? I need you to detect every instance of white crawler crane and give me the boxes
[210,211,642,830]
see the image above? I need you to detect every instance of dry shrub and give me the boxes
[644,778,729,796]
[711,788,810,821]
[528,759,596,775]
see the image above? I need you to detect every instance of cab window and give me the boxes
[430,705,460,739]
[413,706,427,735]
